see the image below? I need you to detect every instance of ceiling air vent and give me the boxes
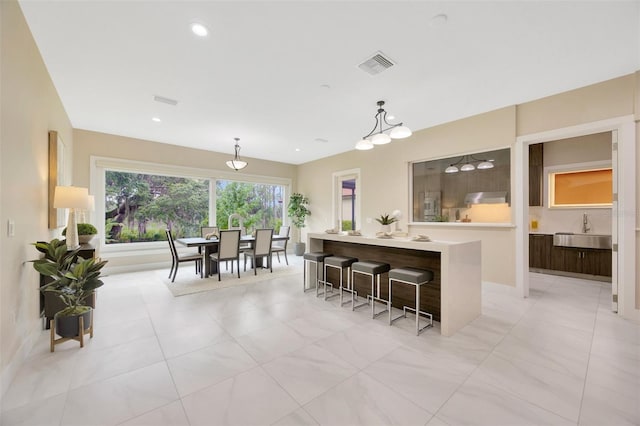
[153,95,178,106]
[358,51,395,75]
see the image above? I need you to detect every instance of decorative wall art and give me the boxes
[48,130,69,228]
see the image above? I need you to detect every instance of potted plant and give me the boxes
[32,239,107,343]
[287,193,311,256]
[63,222,97,244]
[375,213,398,233]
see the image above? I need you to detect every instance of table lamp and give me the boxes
[53,186,89,249]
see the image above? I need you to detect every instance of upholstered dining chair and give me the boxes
[201,226,219,238]
[210,229,241,281]
[244,228,274,275]
[166,229,202,282]
[271,225,290,265]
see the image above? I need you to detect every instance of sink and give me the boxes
[553,233,612,250]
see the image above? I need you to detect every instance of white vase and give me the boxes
[381,224,391,233]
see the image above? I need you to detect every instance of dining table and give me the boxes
[176,234,290,278]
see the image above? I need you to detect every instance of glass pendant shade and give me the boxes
[477,161,494,169]
[371,132,391,145]
[445,165,459,173]
[355,139,374,150]
[389,125,412,139]
[226,138,247,171]
[355,100,411,151]
[460,163,475,172]
[226,159,247,170]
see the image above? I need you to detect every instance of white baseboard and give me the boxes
[482,280,521,296]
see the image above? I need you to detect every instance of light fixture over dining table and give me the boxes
[226,137,247,171]
[355,100,412,150]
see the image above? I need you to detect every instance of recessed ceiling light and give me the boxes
[191,22,209,37]
[152,117,161,122]
[430,14,448,27]
[295,148,301,152]
[314,138,328,143]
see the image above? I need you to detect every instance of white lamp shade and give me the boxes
[355,139,374,150]
[445,165,459,173]
[477,161,494,170]
[371,133,391,145]
[460,163,475,172]
[389,125,412,139]
[226,160,247,170]
[53,186,89,209]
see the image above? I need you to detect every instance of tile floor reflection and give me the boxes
[1,256,638,426]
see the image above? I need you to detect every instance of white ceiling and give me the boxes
[18,1,640,165]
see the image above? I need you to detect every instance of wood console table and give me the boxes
[307,233,481,337]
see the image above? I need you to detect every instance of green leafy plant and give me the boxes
[32,239,107,317]
[62,223,97,236]
[287,193,311,235]
[375,213,398,225]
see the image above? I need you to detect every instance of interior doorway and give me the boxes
[515,116,636,320]
[332,169,361,232]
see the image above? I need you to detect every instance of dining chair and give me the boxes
[201,226,219,239]
[244,228,274,275]
[166,229,202,282]
[210,229,241,281]
[271,225,290,265]
[199,226,219,256]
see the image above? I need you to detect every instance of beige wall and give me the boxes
[299,74,638,292]
[298,107,518,286]
[72,130,298,271]
[0,0,74,394]
[518,74,637,310]
[73,130,297,188]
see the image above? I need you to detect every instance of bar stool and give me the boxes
[388,267,435,336]
[351,261,390,317]
[321,256,358,301]
[303,252,333,295]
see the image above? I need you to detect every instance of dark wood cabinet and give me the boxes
[529,143,543,206]
[529,234,552,269]
[530,234,611,278]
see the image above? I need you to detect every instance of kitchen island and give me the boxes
[307,233,481,337]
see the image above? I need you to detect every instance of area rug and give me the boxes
[162,263,302,297]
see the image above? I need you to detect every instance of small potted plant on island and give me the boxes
[376,213,398,233]
[63,223,97,244]
[33,238,107,351]
[287,193,311,256]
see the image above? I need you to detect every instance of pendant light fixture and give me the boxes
[355,100,412,150]
[445,154,494,173]
[226,138,247,171]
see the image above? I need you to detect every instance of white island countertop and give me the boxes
[307,232,482,337]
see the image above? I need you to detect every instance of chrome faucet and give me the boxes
[582,213,590,233]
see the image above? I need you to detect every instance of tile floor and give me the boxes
[1,256,638,426]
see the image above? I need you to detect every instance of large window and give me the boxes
[105,171,209,243]
[215,180,284,232]
[94,158,290,248]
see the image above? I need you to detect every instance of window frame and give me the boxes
[544,160,613,209]
[90,156,291,254]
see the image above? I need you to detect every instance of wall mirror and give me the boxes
[411,148,511,223]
